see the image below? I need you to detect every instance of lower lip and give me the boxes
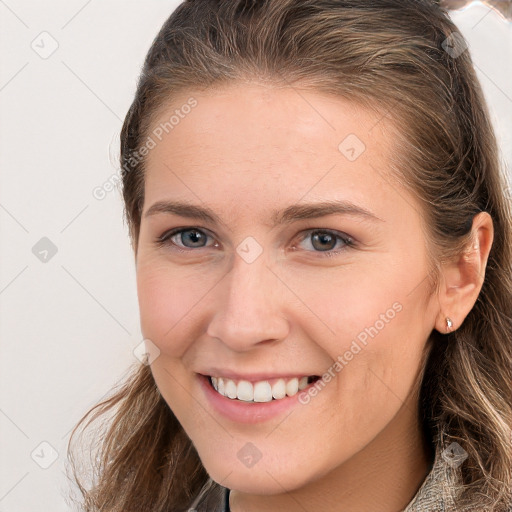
[197,374,315,424]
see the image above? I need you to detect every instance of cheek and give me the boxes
[285,261,406,344]
[290,257,430,390]
[295,272,429,447]
[136,261,206,356]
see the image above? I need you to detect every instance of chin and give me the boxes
[204,457,316,495]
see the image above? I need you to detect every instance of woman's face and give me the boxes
[135,84,440,495]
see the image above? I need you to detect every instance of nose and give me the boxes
[206,250,290,351]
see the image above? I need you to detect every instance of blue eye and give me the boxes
[156,228,215,251]
[155,227,355,256]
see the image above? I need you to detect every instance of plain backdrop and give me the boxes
[0,1,511,510]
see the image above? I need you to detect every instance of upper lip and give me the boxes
[198,369,320,382]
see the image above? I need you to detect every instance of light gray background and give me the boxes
[0,1,511,510]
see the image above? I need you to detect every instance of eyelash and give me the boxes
[155,227,356,257]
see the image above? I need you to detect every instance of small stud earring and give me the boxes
[446,317,453,332]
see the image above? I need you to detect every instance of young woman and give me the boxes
[67,1,512,510]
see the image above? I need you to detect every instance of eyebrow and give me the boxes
[144,199,383,226]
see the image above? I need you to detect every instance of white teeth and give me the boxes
[225,379,237,399]
[286,377,299,396]
[253,381,272,402]
[237,380,254,402]
[209,375,314,402]
[272,379,286,399]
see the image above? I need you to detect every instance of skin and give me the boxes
[134,83,493,512]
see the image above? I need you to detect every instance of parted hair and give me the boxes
[66,1,512,510]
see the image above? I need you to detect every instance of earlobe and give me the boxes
[435,212,494,334]
[445,316,453,333]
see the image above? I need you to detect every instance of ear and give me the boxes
[434,212,494,334]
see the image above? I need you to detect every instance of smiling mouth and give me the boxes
[207,374,321,403]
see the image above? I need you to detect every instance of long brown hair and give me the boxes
[66,1,512,510]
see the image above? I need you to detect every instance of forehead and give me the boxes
[142,84,410,224]
[146,83,391,162]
